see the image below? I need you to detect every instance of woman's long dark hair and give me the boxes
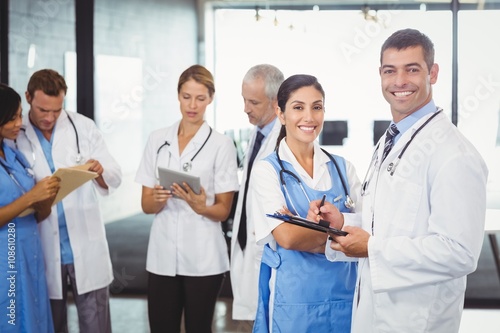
[0,83,21,127]
[275,74,325,149]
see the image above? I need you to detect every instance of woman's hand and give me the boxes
[29,176,61,222]
[0,176,60,225]
[141,185,172,215]
[306,199,344,230]
[171,182,207,215]
[153,184,173,204]
[28,176,61,205]
[276,205,293,216]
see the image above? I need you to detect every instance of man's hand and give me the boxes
[330,226,370,257]
[86,159,108,189]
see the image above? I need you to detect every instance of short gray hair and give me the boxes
[242,64,284,101]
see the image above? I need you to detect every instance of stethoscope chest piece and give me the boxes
[387,162,394,172]
[345,195,355,210]
[183,162,192,172]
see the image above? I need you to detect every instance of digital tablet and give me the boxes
[158,167,201,196]
[266,213,348,237]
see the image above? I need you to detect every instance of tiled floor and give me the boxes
[66,295,500,333]
[67,295,252,333]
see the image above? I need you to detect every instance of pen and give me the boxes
[318,194,326,216]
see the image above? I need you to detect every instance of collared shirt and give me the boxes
[258,117,278,140]
[251,139,362,248]
[392,100,436,145]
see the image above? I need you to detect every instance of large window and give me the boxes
[210,8,452,175]
[458,10,500,209]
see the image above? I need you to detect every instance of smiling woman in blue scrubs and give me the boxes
[0,83,60,333]
[250,75,361,333]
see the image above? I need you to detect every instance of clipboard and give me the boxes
[19,163,98,217]
[266,213,348,236]
[158,166,201,195]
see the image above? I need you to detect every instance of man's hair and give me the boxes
[27,69,68,97]
[380,28,435,73]
[243,64,284,101]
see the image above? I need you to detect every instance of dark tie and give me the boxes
[382,124,399,162]
[237,131,265,251]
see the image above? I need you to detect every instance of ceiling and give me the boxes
[207,0,498,10]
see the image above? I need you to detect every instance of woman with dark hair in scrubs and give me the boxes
[0,83,60,333]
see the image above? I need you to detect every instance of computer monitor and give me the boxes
[320,120,348,146]
[373,120,391,145]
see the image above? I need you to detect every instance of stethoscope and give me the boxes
[275,147,355,215]
[361,109,442,196]
[0,151,34,194]
[17,111,83,166]
[155,126,212,178]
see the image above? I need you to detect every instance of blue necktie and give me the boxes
[238,131,264,251]
[382,124,399,162]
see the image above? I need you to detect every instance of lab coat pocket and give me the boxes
[82,204,106,241]
[388,175,422,233]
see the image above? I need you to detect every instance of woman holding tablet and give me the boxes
[249,75,361,332]
[135,65,239,333]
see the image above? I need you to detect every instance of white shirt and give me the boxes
[135,121,239,276]
[250,139,362,250]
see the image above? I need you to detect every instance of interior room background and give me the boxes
[1,0,499,233]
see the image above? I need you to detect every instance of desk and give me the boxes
[485,209,500,282]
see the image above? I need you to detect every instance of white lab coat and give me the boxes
[229,119,281,320]
[345,110,488,333]
[135,121,239,276]
[11,110,122,299]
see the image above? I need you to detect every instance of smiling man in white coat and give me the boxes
[230,64,284,322]
[13,69,122,333]
[312,29,488,333]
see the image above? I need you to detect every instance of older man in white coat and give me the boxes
[12,69,121,333]
[230,64,284,322]
[311,29,488,333]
